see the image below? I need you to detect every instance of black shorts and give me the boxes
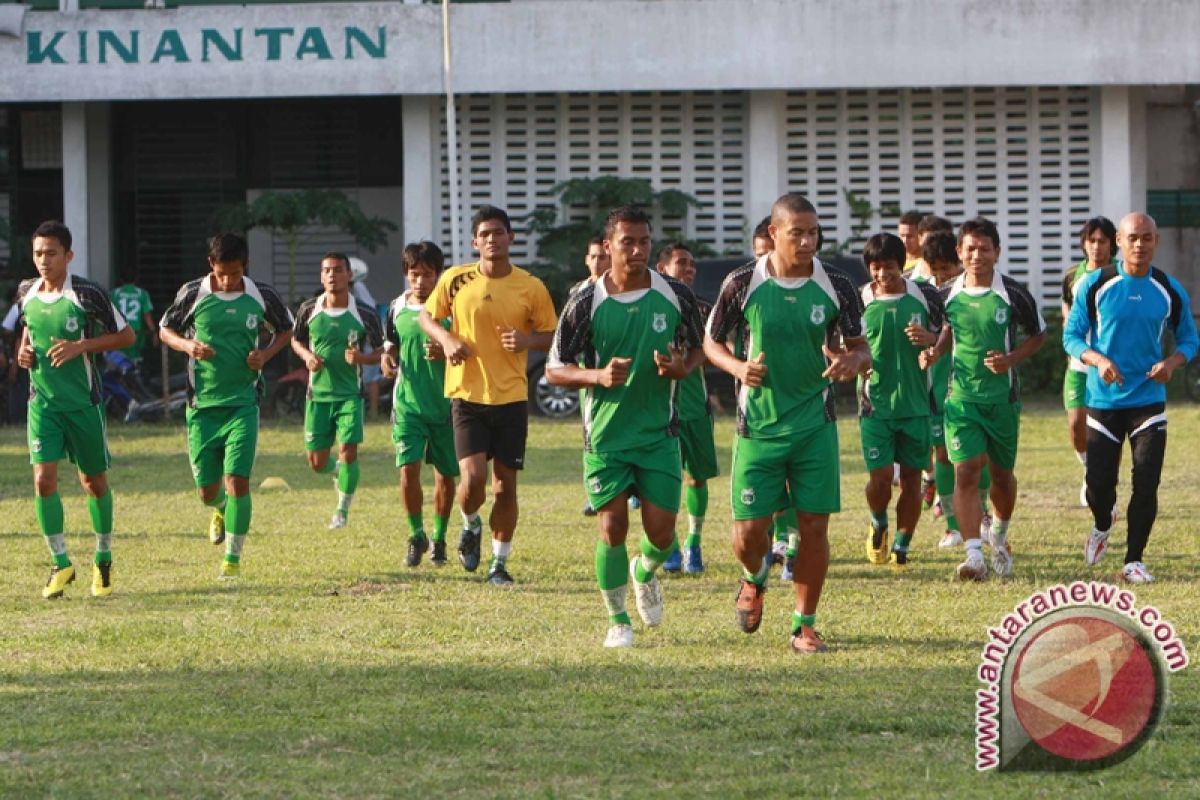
[451,399,529,470]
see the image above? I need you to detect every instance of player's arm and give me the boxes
[249,327,292,371]
[703,271,765,387]
[920,325,953,370]
[46,288,136,367]
[290,306,323,372]
[141,311,159,346]
[418,308,468,363]
[984,281,1046,375]
[1147,279,1199,384]
[544,290,625,388]
[16,325,34,369]
[247,285,296,370]
[821,274,871,381]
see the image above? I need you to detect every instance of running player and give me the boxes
[15,220,134,598]
[573,235,611,517]
[705,193,869,654]
[419,205,558,585]
[1061,217,1118,505]
[111,272,158,369]
[381,242,460,567]
[1065,212,1198,583]
[291,253,384,529]
[920,217,1045,580]
[159,232,294,579]
[857,233,944,570]
[546,205,705,647]
[655,241,718,574]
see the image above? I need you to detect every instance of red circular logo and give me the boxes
[1011,616,1156,762]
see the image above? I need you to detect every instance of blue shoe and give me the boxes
[662,546,682,573]
[682,543,705,574]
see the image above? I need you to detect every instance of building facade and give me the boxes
[1,0,1198,309]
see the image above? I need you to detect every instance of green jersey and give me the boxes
[160,275,294,409]
[293,294,384,402]
[939,270,1045,404]
[857,278,944,419]
[16,275,127,411]
[675,297,713,422]
[111,283,153,360]
[384,291,451,423]
[706,256,863,439]
[549,271,705,453]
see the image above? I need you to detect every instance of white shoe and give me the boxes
[603,623,634,648]
[780,558,794,582]
[957,549,988,581]
[991,541,1013,578]
[1122,561,1154,584]
[1079,479,1088,508]
[629,558,663,627]
[1084,527,1110,566]
[938,530,962,549]
[771,539,788,563]
[980,511,993,546]
[328,511,347,529]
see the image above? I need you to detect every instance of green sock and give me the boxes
[432,515,449,542]
[225,494,251,563]
[337,461,360,514]
[742,554,771,586]
[317,458,339,475]
[35,494,70,568]
[772,513,790,543]
[685,532,701,548]
[407,513,425,540]
[88,490,114,565]
[934,461,958,529]
[595,541,631,626]
[893,531,913,552]
[791,611,817,635]
[686,484,708,518]
[786,531,798,558]
[203,488,227,511]
[633,533,675,583]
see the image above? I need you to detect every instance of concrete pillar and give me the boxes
[86,102,112,288]
[746,90,786,241]
[1099,86,1148,219]
[61,102,89,279]
[401,95,437,246]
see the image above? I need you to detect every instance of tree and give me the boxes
[213,190,397,303]
[522,176,714,306]
[818,188,901,257]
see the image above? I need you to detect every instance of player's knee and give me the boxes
[33,471,57,497]
[307,452,327,472]
[340,444,358,464]
[226,475,250,497]
[79,472,108,498]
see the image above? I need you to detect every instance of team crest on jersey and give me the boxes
[994,307,1008,325]
[652,313,667,334]
[65,316,79,333]
[588,477,603,494]
[246,313,258,329]
[740,487,756,506]
[810,305,826,325]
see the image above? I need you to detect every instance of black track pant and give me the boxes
[1085,403,1167,564]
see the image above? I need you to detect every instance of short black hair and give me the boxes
[471,205,513,236]
[656,240,692,267]
[861,232,907,269]
[321,251,351,271]
[752,215,772,242]
[604,205,652,239]
[1078,216,1117,254]
[403,240,445,274]
[959,216,1001,250]
[921,231,959,266]
[208,232,249,264]
[587,234,606,249]
[32,220,72,251]
[771,193,818,225]
[917,215,953,236]
[898,210,924,227]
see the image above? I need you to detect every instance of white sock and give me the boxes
[966,538,983,554]
[337,491,353,513]
[461,510,481,530]
[492,539,511,559]
[688,515,704,536]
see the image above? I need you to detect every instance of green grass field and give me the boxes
[1,402,1197,798]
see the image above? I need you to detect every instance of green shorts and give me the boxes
[1063,368,1087,411]
[859,415,930,472]
[187,404,259,488]
[583,438,682,513]
[392,413,460,477]
[305,397,365,452]
[943,397,1021,471]
[930,413,945,447]
[27,401,110,476]
[731,423,840,520]
[678,415,719,481]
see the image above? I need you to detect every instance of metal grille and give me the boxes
[437,91,748,265]
[783,86,1094,306]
